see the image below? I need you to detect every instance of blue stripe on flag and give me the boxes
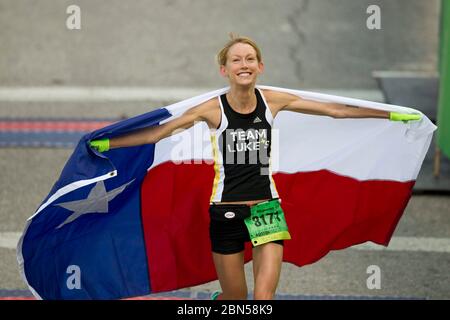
[21,107,172,299]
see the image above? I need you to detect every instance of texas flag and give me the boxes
[17,85,436,300]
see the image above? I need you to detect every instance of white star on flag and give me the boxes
[55,180,134,229]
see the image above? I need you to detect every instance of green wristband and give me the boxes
[389,112,422,122]
[89,138,110,152]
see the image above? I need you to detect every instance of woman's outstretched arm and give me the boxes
[264,90,421,121]
[90,100,214,152]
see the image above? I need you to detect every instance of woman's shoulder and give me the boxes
[260,89,298,103]
[260,89,299,115]
[183,97,219,114]
[195,97,220,114]
[190,97,221,129]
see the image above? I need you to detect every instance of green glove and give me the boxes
[389,112,422,122]
[89,138,110,152]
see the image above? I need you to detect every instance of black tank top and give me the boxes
[209,88,279,202]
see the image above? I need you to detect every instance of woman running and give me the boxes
[90,34,420,300]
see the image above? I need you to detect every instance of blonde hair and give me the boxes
[217,33,262,66]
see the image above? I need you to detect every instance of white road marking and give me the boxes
[0,87,385,102]
[351,236,450,253]
[0,87,208,102]
[0,232,22,250]
[2,232,449,252]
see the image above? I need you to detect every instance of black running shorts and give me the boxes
[209,203,283,254]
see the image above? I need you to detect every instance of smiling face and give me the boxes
[220,42,264,87]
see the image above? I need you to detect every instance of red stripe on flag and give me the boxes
[140,162,219,293]
[141,162,414,293]
[273,170,413,266]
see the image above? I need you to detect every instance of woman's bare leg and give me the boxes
[252,242,283,300]
[212,251,248,300]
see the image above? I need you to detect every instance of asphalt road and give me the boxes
[0,0,439,88]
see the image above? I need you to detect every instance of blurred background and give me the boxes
[0,0,449,299]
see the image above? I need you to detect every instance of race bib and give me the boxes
[244,199,291,246]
